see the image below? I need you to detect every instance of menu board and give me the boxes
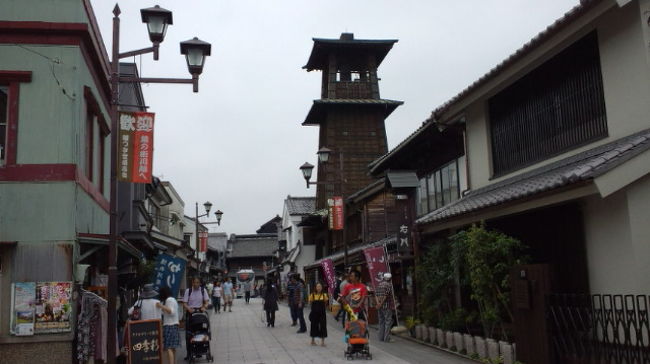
[127,319,163,364]
[34,282,72,333]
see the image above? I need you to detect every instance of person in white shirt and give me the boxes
[156,286,179,364]
[212,281,223,314]
[128,283,162,320]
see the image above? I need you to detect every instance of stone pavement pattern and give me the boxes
[176,297,474,364]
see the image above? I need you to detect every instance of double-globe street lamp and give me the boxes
[299,147,349,267]
[107,4,211,363]
[194,200,224,260]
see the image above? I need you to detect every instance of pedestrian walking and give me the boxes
[375,273,395,342]
[262,278,279,327]
[308,282,329,346]
[128,283,162,320]
[211,280,223,314]
[222,278,234,312]
[243,280,252,304]
[287,275,298,326]
[334,273,348,327]
[290,274,307,333]
[182,277,209,361]
[156,286,180,364]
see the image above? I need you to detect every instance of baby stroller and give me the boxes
[344,319,372,360]
[187,311,213,363]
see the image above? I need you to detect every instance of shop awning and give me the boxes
[386,171,419,188]
[77,234,143,259]
[304,235,397,271]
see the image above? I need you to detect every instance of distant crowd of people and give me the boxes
[125,268,396,362]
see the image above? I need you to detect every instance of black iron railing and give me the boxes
[548,294,650,364]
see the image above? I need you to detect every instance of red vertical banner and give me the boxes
[328,196,344,230]
[363,246,389,293]
[131,113,155,183]
[118,112,155,183]
[199,231,208,253]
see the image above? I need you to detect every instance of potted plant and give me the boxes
[404,316,421,338]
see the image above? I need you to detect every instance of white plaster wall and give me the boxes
[583,191,635,294]
[463,3,650,190]
[624,173,650,292]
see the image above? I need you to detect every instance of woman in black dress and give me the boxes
[309,282,329,346]
[262,278,278,327]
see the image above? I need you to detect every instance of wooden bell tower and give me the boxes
[302,33,403,209]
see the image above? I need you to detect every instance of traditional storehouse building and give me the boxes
[410,1,650,363]
[226,233,277,282]
[274,196,316,292]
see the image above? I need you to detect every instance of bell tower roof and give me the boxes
[303,33,398,71]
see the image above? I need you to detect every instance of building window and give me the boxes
[85,109,94,180]
[417,159,461,216]
[489,31,607,176]
[0,87,7,165]
[83,87,109,190]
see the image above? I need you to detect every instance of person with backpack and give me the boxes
[181,277,209,360]
[128,283,162,320]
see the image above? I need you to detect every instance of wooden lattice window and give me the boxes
[489,31,608,176]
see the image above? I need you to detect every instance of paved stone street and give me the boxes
[176,298,474,364]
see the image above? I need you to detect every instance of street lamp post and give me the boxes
[107,4,211,364]
[299,147,348,267]
[194,201,224,255]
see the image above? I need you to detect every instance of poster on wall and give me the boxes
[34,282,72,333]
[11,282,36,336]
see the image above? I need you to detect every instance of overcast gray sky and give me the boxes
[91,0,579,235]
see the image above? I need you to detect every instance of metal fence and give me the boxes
[548,294,650,364]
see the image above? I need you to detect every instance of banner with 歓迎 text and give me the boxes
[328,196,344,230]
[118,112,155,183]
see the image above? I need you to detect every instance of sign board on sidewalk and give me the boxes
[118,112,155,183]
[126,319,163,364]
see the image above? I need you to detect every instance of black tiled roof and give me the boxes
[416,129,650,225]
[432,0,603,121]
[229,235,277,258]
[303,99,403,126]
[303,34,398,71]
[285,196,316,216]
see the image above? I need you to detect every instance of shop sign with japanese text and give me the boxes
[118,112,155,183]
[398,221,411,255]
[126,319,162,364]
[327,196,344,230]
[151,254,185,298]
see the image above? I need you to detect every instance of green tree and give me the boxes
[451,223,527,340]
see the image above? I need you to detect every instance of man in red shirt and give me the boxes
[339,270,367,321]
